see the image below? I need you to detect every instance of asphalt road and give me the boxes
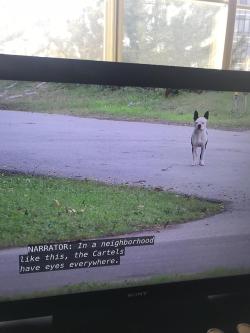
[1,110,250,297]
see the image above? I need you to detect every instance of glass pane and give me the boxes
[232,5,250,70]
[123,0,227,69]
[238,0,250,5]
[0,0,104,61]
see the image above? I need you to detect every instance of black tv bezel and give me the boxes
[0,53,250,321]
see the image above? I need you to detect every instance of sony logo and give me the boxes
[127,291,148,298]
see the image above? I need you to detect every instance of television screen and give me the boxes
[0,77,250,303]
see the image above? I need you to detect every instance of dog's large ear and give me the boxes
[194,110,199,121]
[204,111,209,120]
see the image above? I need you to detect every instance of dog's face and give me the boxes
[193,110,209,131]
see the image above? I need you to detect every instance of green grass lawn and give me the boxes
[0,173,223,248]
[0,80,250,129]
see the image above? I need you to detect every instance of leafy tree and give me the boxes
[37,0,104,60]
[231,36,249,70]
[123,0,221,68]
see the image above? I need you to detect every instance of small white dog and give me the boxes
[191,110,209,166]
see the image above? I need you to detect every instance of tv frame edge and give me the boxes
[0,53,250,322]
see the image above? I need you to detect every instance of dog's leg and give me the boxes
[199,146,206,166]
[192,146,198,165]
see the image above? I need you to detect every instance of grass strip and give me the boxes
[0,172,223,247]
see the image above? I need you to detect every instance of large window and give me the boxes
[0,0,250,70]
[123,0,227,69]
[231,0,250,69]
[0,0,105,60]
